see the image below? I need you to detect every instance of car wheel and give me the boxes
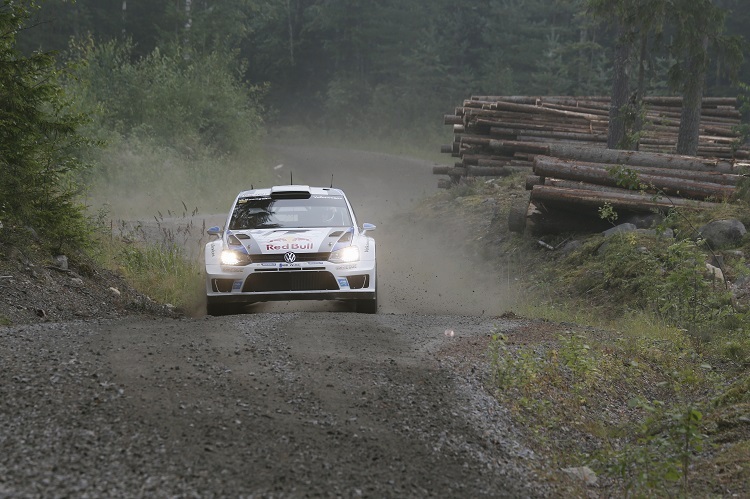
[206,301,244,316]
[355,291,378,314]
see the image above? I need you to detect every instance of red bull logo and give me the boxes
[266,235,313,251]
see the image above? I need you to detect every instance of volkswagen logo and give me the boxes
[283,252,297,264]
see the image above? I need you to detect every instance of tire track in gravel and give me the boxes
[86,312,544,497]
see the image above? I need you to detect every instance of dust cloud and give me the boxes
[105,143,520,317]
[252,145,519,316]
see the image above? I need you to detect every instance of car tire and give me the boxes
[206,301,244,316]
[355,289,378,314]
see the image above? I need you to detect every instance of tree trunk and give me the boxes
[677,35,709,156]
[121,0,127,33]
[633,30,649,151]
[608,20,631,149]
[286,0,295,65]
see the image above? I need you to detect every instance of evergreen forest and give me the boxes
[1,0,749,249]
[18,0,750,135]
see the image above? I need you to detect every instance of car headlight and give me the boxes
[221,250,251,266]
[329,246,359,263]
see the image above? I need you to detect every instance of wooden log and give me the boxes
[468,95,738,107]
[477,158,513,167]
[526,175,542,190]
[460,137,551,154]
[490,127,608,142]
[545,144,738,172]
[534,155,744,186]
[462,107,609,128]
[444,114,463,125]
[508,199,530,233]
[542,177,660,195]
[509,159,534,168]
[460,154,514,165]
[533,157,736,200]
[433,165,467,176]
[483,100,604,122]
[530,185,721,212]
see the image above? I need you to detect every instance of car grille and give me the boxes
[346,275,369,289]
[243,271,339,292]
[251,252,330,263]
[212,279,235,293]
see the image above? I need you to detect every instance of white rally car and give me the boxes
[205,185,377,315]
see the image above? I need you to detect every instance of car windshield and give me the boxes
[229,195,353,230]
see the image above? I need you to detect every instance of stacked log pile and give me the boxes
[437,95,749,234]
[437,95,750,189]
[510,146,747,234]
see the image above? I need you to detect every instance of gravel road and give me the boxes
[0,146,548,497]
[0,313,546,497]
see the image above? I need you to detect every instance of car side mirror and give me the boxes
[207,226,222,238]
[362,223,376,234]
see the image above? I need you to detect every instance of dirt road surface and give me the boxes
[0,146,546,497]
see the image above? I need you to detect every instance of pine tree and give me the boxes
[0,1,93,251]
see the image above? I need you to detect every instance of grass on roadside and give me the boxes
[490,231,750,496]
[488,316,723,496]
[417,178,750,495]
[89,206,206,313]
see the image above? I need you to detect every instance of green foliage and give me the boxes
[102,209,205,310]
[66,38,265,155]
[490,332,543,393]
[489,319,718,495]
[610,398,705,495]
[598,202,619,224]
[0,1,95,252]
[61,37,269,215]
[607,165,650,192]
[558,333,599,381]
[558,226,736,332]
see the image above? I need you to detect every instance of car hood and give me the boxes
[226,227,354,255]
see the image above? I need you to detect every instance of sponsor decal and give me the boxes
[260,263,277,267]
[336,264,357,270]
[232,280,242,291]
[265,235,313,251]
[337,278,350,288]
[222,267,244,272]
[278,263,301,268]
[266,242,313,250]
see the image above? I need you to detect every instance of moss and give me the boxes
[715,375,750,407]
[704,440,750,493]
